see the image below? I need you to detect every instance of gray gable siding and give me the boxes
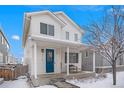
[82,49,124,71]
[82,50,93,71]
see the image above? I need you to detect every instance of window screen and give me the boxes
[40,23,54,36]
[0,36,2,44]
[85,51,88,57]
[74,34,78,41]
[40,23,47,35]
[48,25,54,36]
[66,32,69,40]
[65,52,78,63]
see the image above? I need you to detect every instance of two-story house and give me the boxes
[0,28,10,64]
[23,10,85,79]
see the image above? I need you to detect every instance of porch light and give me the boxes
[41,49,44,53]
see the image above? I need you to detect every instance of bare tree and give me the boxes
[83,6,124,85]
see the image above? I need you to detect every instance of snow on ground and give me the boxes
[37,85,57,88]
[1,72,124,88]
[0,76,56,88]
[66,71,124,88]
[0,76,29,88]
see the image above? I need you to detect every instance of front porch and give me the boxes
[30,71,95,87]
[30,35,86,79]
[28,35,96,87]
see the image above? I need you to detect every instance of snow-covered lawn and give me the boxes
[1,72,124,88]
[0,76,56,88]
[66,71,124,88]
[0,76,29,88]
[37,85,57,88]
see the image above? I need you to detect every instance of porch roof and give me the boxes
[31,35,85,49]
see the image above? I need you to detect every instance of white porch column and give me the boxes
[79,52,82,71]
[93,50,95,72]
[67,47,69,75]
[34,42,37,79]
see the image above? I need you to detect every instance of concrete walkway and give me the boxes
[50,78,79,88]
[53,81,79,88]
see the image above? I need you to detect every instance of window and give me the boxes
[40,23,54,36]
[0,36,2,44]
[0,53,3,63]
[40,23,47,35]
[66,32,69,40]
[74,34,78,41]
[65,52,78,63]
[1,36,3,44]
[48,25,54,36]
[85,51,88,57]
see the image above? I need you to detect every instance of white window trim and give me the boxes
[66,31,69,40]
[40,22,54,36]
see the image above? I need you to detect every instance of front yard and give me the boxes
[66,71,124,88]
[0,76,56,88]
[0,71,124,88]
[0,76,29,88]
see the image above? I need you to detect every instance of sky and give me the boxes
[0,5,112,58]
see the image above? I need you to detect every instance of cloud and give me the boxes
[12,35,20,41]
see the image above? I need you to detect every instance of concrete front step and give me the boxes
[0,78,4,85]
[53,81,79,88]
[50,78,79,88]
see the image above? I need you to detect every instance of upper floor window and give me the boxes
[0,36,2,44]
[40,23,54,36]
[85,51,89,57]
[0,36,3,44]
[66,32,69,40]
[74,33,78,41]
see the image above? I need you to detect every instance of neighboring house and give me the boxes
[23,10,85,79]
[82,47,124,72]
[0,28,10,64]
[8,54,19,64]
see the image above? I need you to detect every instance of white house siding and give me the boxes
[31,45,62,75]
[36,46,45,75]
[30,14,62,40]
[55,14,82,43]
[55,48,62,73]
[23,39,32,75]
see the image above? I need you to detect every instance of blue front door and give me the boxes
[46,49,54,73]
